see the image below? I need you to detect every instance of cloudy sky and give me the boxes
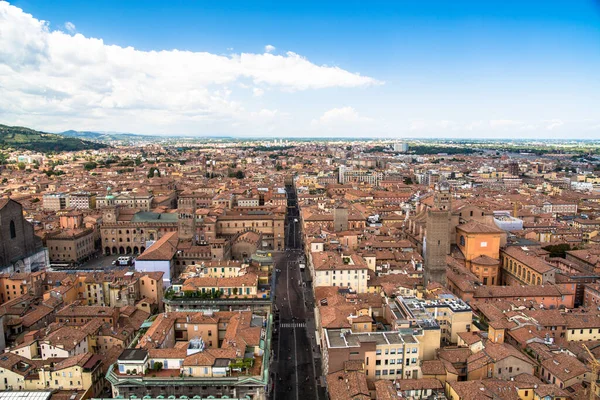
[1,0,600,138]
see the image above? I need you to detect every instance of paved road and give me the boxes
[270,185,325,400]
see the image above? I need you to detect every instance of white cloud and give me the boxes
[489,119,522,128]
[64,21,76,33]
[252,88,264,97]
[544,119,563,130]
[0,2,381,134]
[313,107,372,126]
[465,120,483,131]
[264,44,276,53]
[409,120,427,131]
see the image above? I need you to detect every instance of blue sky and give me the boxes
[1,0,600,138]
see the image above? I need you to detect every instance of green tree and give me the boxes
[235,170,244,179]
[147,167,161,178]
[84,161,97,171]
[17,162,26,170]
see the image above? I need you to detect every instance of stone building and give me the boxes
[97,188,153,211]
[0,198,47,273]
[101,207,178,255]
[46,228,96,264]
[216,210,285,251]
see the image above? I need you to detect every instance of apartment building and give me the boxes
[0,271,44,303]
[107,310,271,399]
[43,192,68,211]
[43,270,164,311]
[323,329,421,380]
[539,352,589,389]
[311,251,369,293]
[68,191,96,209]
[0,352,104,395]
[385,296,473,360]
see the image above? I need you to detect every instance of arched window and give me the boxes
[9,220,16,239]
[459,235,465,246]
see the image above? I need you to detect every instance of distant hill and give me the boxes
[0,124,108,152]
[60,130,106,140]
[60,129,159,142]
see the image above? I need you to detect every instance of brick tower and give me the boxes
[177,196,196,242]
[424,180,451,286]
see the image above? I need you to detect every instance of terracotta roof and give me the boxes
[325,370,370,400]
[502,246,554,274]
[374,380,398,400]
[457,220,505,234]
[397,378,443,391]
[136,231,178,261]
[421,359,446,375]
[540,352,589,382]
[471,255,500,266]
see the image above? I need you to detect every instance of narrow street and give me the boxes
[270,184,325,400]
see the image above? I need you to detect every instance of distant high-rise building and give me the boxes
[424,181,451,286]
[393,141,409,153]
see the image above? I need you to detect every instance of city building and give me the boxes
[323,328,421,380]
[68,191,96,209]
[46,228,96,264]
[42,192,69,211]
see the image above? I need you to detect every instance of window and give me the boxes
[8,220,17,239]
